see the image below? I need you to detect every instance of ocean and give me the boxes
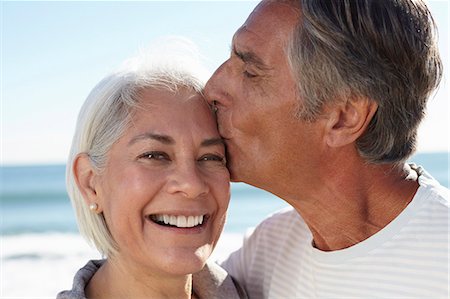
[1,152,448,298]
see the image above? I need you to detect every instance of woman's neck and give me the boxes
[86,258,193,299]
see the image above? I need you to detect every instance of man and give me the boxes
[204,0,449,298]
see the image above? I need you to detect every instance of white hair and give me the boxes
[66,37,208,257]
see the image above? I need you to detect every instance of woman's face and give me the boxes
[95,88,230,277]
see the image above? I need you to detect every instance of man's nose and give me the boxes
[204,61,231,107]
[166,163,209,199]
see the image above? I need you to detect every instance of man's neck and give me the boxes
[286,162,419,251]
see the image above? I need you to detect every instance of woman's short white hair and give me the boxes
[66,37,209,257]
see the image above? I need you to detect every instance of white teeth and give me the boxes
[151,214,205,228]
[187,216,195,227]
[177,216,187,227]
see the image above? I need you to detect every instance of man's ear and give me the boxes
[73,153,103,212]
[324,97,378,148]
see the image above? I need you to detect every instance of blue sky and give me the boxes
[1,1,448,165]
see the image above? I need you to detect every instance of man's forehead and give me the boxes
[231,2,299,58]
[232,25,263,51]
[233,1,299,43]
[248,0,300,25]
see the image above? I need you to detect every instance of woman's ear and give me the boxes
[324,97,378,148]
[73,153,102,212]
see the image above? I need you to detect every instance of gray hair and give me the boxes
[66,40,207,257]
[288,0,442,164]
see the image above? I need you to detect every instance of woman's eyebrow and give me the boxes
[128,133,174,146]
[128,134,223,147]
[201,138,225,147]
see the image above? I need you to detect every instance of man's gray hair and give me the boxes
[288,0,442,164]
[66,39,207,257]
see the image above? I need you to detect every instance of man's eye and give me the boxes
[139,151,169,161]
[243,70,257,78]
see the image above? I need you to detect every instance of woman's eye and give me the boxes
[199,154,226,165]
[139,151,169,161]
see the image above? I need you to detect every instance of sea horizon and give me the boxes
[2,150,448,168]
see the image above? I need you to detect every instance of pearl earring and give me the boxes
[89,203,99,212]
[212,100,218,113]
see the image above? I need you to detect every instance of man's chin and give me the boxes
[223,140,244,182]
[230,175,241,183]
[227,161,243,183]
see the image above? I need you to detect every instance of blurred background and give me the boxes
[1,1,448,298]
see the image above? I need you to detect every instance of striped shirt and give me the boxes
[222,166,449,298]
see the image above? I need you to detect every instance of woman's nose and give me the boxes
[166,163,209,199]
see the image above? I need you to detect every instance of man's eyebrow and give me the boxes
[201,138,225,147]
[128,133,174,146]
[232,45,270,70]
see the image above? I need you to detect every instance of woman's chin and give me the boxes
[161,258,207,277]
[159,245,213,276]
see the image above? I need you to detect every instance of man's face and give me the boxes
[205,1,318,191]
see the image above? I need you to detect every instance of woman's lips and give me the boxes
[148,214,205,228]
[145,214,210,231]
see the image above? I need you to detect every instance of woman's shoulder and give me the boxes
[58,259,247,299]
[56,260,105,299]
[194,261,248,299]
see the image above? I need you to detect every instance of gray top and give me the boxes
[57,259,247,299]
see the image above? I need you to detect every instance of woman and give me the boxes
[58,53,245,298]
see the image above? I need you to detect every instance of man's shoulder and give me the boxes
[264,206,302,223]
[249,206,308,239]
